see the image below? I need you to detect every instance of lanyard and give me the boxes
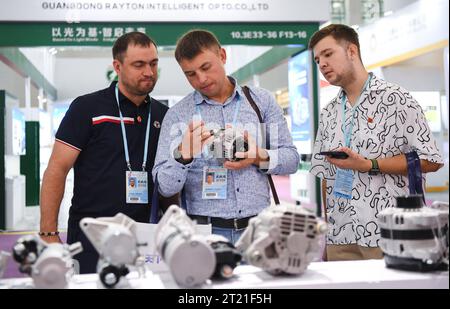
[341,74,372,147]
[195,93,242,127]
[115,85,151,171]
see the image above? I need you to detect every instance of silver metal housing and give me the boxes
[208,128,248,161]
[80,213,139,267]
[31,242,82,289]
[12,235,82,289]
[155,205,216,287]
[236,205,327,275]
[379,199,449,269]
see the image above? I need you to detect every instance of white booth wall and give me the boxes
[258,61,289,93]
[19,48,55,86]
[0,61,26,105]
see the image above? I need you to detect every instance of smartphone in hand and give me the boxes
[319,151,349,159]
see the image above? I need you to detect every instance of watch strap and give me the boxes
[369,159,380,175]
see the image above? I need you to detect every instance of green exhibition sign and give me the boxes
[0,22,317,47]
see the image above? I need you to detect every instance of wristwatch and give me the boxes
[173,146,192,165]
[368,159,380,176]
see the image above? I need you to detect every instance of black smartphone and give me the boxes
[319,151,349,159]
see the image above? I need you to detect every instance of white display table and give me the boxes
[1,259,448,289]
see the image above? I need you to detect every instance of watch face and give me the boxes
[369,169,380,176]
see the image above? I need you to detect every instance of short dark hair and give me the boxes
[175,30,221,62]
[308,24,362,61]
[112,31,157,62]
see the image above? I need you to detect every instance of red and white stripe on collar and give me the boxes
[92,115,135,125]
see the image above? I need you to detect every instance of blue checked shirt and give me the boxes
[152,78,299,219]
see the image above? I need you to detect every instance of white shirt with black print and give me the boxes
[310,73,444,248]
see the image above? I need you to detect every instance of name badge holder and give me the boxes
[202,167,228,200]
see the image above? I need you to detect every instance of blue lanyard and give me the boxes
[195,93,242,127]
[115,85,151,171]
[341,74,372,147]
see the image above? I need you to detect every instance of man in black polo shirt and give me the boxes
[39,32,174,273]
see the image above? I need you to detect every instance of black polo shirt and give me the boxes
[56,81,169,223]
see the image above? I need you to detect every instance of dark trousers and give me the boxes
[67,218,99,274]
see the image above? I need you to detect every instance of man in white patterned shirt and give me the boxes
[309,24,444,261]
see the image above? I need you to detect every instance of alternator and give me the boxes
[12,235,82,289]
[236,205,327,275]
[80,213,145,288]
[155,205,241,287]
[379,195,449,271]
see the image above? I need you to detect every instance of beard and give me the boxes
[340,68,357,88]
[327,65,356,88]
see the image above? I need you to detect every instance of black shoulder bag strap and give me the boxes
[242,86,280,205]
